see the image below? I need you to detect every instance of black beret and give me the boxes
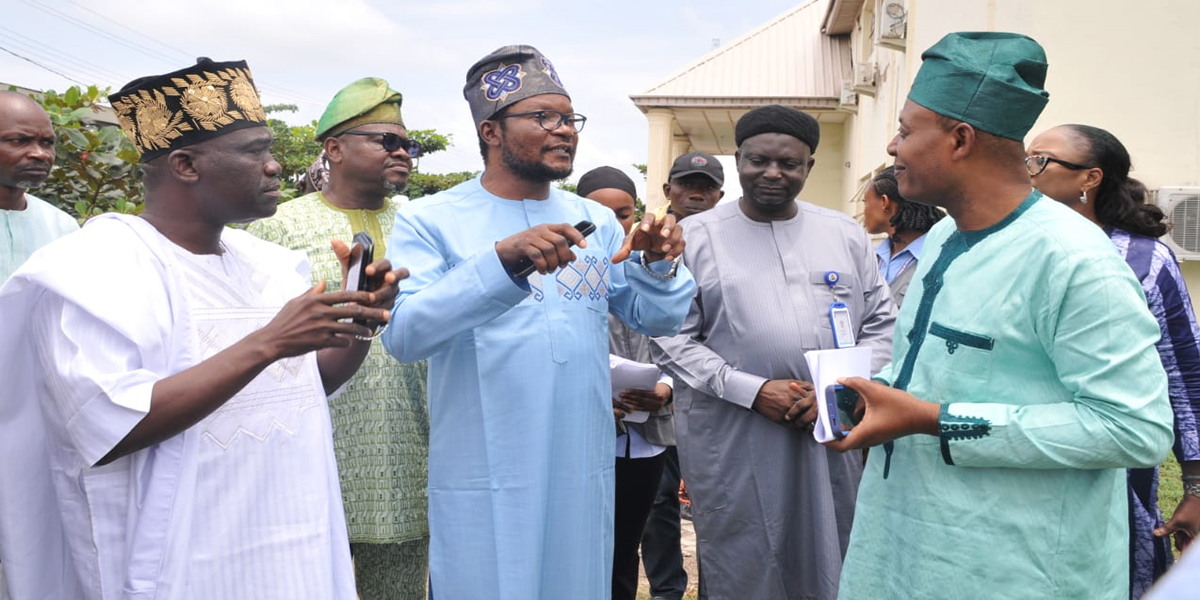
[734,105,820,153]
[576,166,637,200]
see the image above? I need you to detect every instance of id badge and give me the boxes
[829,302,856,348]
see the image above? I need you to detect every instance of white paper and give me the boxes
[804,347,873,442]
[610,354,661,424]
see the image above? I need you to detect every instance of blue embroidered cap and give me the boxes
[463,44,569,128]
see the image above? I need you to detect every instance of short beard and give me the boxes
[501,141,572,183]
[382,178,407,194]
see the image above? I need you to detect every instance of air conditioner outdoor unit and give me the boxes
[1156,186,1200,260]
[852,62,877,95]
[877,0,908,49]
[839,86,859,113]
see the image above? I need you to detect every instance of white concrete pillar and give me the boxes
[645,109,676,215]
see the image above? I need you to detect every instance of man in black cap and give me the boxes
[381,45,695,599]
[651,104,896,600]
[0,59,401,599]
[825,33,1171,599]
[662,150,724,220]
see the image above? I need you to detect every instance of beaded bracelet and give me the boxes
[1186,482,1200,499]
[355,323,388,342]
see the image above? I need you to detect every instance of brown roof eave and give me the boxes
[628,95,840,113]
[822,0,866,35]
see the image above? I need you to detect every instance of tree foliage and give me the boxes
[407,171,477,200]
[263,104,321,200]
[29,85,142,220]
[23,88,475,218]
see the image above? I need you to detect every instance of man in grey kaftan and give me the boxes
[651,105,896,600]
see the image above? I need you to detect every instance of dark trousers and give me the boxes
[639,447,689,600]
[613,451,669,600]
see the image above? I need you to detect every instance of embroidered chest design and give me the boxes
[529,253,610,304]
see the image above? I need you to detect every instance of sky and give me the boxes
[1,0,814,200]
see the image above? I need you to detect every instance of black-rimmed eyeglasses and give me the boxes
[494,110,587,133]
[339,130,421,158]
[1025,155,1090,177]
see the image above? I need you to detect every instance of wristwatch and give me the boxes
[640,251,681,280]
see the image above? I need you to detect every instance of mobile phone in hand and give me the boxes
[510,220,597,278]
[345,231,375,292]
[824,384,861,438]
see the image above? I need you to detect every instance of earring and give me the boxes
[1079,190,1088,204]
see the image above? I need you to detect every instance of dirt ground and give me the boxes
[636,516,699,599]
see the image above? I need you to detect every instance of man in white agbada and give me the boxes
[0,59,402,600]
[0,83,79,600]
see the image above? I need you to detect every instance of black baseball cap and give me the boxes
[668,151,724,186]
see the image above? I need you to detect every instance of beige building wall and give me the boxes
[845,0,1200,302]
[803,120,850,211]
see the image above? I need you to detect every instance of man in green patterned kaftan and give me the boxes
[249,78,428,599]
[826,33,1174,599]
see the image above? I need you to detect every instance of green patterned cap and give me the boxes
[316,77,404,140]
[908,32,1049,141]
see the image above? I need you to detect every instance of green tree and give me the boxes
[28,85,143,220]
[407,171,478,199]
[263,104,322,200]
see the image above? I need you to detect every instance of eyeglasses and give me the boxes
[1025,155,1091,177]
[493,110,587,133]
[339,130,421,157]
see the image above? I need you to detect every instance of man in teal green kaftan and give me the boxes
[828,33,1174,600]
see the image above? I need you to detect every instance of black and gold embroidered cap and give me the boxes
[109,58,268,162]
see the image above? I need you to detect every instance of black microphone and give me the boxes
[510,220,597,278]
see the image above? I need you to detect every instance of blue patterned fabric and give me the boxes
[1110,228,1200,597]
[381,177,694,600]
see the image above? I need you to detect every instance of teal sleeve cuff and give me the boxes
[938,403,994,466]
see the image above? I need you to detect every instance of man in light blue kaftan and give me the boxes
[0,91,77,283]
[827,33,1174,600]
[380,45,694,600]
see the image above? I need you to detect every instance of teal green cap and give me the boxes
[316,77,404,140]
[908,32,1049,141]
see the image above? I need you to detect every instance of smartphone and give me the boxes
[510,220,597,278]
[824,384,861,438]
[344,231,375,293]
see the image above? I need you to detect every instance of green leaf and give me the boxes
[64,86,80,106]
[64,129,88,148]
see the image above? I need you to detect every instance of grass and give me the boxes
[1159,453,1184,559]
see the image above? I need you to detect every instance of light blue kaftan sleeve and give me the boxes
[608,252,695,338]
[381,209,529,363]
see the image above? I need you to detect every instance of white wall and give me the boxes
[846,0,1200,305]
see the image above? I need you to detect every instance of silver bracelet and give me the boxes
[1185,481,1200,499]
[1183,474,1200,482]
[355,323,388,342]
[639,251,681,281]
